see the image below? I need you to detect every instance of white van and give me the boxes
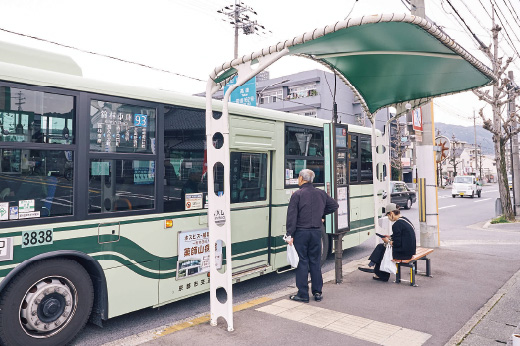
[452,175,482,198]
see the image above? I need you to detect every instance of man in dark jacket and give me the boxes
[285,169,339,302]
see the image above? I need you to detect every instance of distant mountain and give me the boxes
[435,122,495,155]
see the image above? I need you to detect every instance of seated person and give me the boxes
[358,203,416,282]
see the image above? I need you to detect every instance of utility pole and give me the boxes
[479,144,483,180]
[473,110,478,177]
[411,0,440,247]
[509,70,520,215]
[217,1,269,59]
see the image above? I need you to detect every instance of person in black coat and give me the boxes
[358,203,416,282]
[285,169,338,302]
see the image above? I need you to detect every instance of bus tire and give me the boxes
[320,227,329,266]
[0,259,94,346]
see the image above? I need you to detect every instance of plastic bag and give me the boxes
[380,245,397,274]
[286,244,299,268]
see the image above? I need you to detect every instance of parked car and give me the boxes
[508,174,513,190]
[451,175,482,198]
[390,181,416,209]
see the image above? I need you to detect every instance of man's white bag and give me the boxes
[283,235,299,268]
[286,244,299,268]
[380,245,397,274]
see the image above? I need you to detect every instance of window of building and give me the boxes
[90,100,156,154]
[258,89,283,104]
[285,125,324,186]
[88,159,155,214]
[0,86,74,144]
[287,84,318,100]
[230,152,267,203]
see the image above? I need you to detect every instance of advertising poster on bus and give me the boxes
[177,229,222,280]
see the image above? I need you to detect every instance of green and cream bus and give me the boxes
[0,41,377,345]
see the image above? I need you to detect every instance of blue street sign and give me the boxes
[224,76,257,106]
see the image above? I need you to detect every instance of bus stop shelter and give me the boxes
[204,13,495,331]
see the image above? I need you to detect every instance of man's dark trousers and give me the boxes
[294,228,322,299]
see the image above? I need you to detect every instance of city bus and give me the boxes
[0,41,377,345]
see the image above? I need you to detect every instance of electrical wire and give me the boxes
[344,0,358,20]
[490,0,520,59]
[444,0,488,49]
[400,0,411,11]
[502,0,520,30]
[0,27,207,83]
[477,0,493,19]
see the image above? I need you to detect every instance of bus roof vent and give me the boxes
[0,41,82,76]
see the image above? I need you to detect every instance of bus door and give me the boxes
[324,123,350,234]
[229,151,271,277]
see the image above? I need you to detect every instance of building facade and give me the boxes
[200,69,391,129]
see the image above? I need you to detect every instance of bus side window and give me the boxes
[230,152,268,203]
[163,106,207,212]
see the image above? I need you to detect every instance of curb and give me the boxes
[445,267,520,346]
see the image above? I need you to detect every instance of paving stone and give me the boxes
[471,320,516,344]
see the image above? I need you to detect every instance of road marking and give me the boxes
[257,300,431,345]
[439,205,456,210]
[484,189,498,192]
[473,198,491,203]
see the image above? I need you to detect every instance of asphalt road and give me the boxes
[73,183,501,346]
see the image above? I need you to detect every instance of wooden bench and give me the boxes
[394,247,434,287]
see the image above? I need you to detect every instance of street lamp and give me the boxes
[257,79,289,105]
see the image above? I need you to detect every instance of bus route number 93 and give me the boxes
[21,229,54,248]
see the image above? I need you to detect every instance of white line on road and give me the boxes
[474,198,492,203]
[485,189,498,193]
[439,205,456,210]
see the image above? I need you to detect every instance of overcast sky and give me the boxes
[0,0,519,128]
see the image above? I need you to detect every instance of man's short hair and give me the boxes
[299,169,315,183]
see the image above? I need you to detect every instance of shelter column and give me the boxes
[416,102,440,247]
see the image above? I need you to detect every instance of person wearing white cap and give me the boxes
[358,203,416,281]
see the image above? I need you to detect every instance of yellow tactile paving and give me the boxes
[256,300,431,345]
[156,296,271,337]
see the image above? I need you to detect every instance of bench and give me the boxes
[394,247,434,287]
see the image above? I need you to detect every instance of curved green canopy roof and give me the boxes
[211,14,494,116]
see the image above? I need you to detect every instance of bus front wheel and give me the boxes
[0,259,94,346]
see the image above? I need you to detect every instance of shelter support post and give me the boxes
[206,49,289,332]
[416,102,440,248]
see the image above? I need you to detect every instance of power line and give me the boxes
[444,0,488,49]
[477,0,493,19]
[491,0,520,58]
[344,0,359,20]
[502,0,520,30]
[401,0,411,11]
[0,27,206,83]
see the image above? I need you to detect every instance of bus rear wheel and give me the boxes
[320,227,329,266]
[0,259,93,346]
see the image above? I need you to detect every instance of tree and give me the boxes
[472,11,520,220]
[390,120,406,181]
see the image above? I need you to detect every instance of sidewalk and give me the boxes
[104,222,520,346]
